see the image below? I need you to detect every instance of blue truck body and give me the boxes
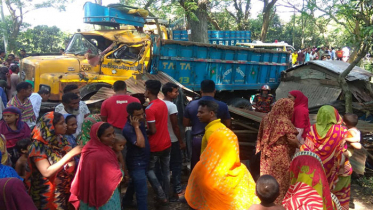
[150,37,289,92]
[173,30,251,46]
[82,2,289,98]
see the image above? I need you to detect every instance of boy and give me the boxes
[162,82,186,202]
[341,114,362,169]
[248,175,285,210]
[112,134,127,174]
[122,102,150,210]
[15,138,32,179]
[343,114,362,156]
[144,80,171,203]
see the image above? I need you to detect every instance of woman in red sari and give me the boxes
[288,90,310,144]
[283,151,341,210]
[256,98,301,205]
[70,122,122,210]
[300,105,347,190]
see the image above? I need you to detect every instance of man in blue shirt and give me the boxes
[122,102,150,210]
[183,79,231,170]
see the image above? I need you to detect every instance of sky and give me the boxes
[3,0,295,33]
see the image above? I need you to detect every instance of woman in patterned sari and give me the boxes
[300,105,347,190]
[185,127,260,210]
[77,114,102,146]
[26,112,82,210]
[256,98,301,205]
[283,151,341,210]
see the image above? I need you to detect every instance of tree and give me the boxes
[178,0,209,43]
[225,0,251,31]
[17,25,69,53]
[307,0,373,113]
[260,0,278,41]
[4,0,70,53]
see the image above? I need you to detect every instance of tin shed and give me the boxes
[276,60,373,109]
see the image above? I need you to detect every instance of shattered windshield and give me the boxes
[65,34,99,55]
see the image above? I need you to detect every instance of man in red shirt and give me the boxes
[101,80,140,133]
[336,48,343,61]
[144,79,171,203]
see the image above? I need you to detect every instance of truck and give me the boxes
[20,2,289,108]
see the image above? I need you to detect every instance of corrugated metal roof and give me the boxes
[275,81,342,108]
[287,60,373,81]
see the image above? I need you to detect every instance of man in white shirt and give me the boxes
[30,89,50,119]
[56,92,84,137]
[161,82,186,201]
[55,84,90,119]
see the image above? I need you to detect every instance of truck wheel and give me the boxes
[228,98,252,110]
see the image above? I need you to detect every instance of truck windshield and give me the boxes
[66,34,99,55]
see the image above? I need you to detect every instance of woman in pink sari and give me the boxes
[300,105,347,190]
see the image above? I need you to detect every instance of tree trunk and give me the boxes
[186,0,209,43]
[260,0,277,42]
[338,42,369,113]
[260,11,271,41]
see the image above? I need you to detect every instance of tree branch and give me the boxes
[225,8,238,22]
[144,0,156,10]
[207,13,222,30]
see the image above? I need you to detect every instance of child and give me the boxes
[15,138,31,179]
[64,114,78,148]
[248,175,285,210]
[112,134,129,182]
[342,114,362,160]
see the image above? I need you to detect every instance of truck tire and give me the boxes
[228,98,252,110]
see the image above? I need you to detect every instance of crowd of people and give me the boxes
[289,46,348,67]
[0,72,362,210]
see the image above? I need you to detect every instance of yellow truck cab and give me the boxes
[20,2,168,101]
[21,30,151,101]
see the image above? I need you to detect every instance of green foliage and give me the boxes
[16,25,70,53]
[357,176,373,195]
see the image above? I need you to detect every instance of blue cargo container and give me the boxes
[150,37,288,94]
[83,2,145,27]
[173,30,251,46]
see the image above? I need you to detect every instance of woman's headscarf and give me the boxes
[315,105,343,138]
[0,107,31,148]
[70,122,122,209]
[27,112,71,171]
[256,98,298,156]
[185,127,260,209]
[0,152,22,180]
[31,111,67,147]
[289,90,311,138]
[282,151,338,210]
[0,178,37,210]
[77,114,102,146]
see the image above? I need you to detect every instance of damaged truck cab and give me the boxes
[21,30,151,101]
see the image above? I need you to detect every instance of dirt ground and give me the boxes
[350,183,373,210]
[121,173,372,210]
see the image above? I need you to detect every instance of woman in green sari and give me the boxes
[77,114,102,146]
